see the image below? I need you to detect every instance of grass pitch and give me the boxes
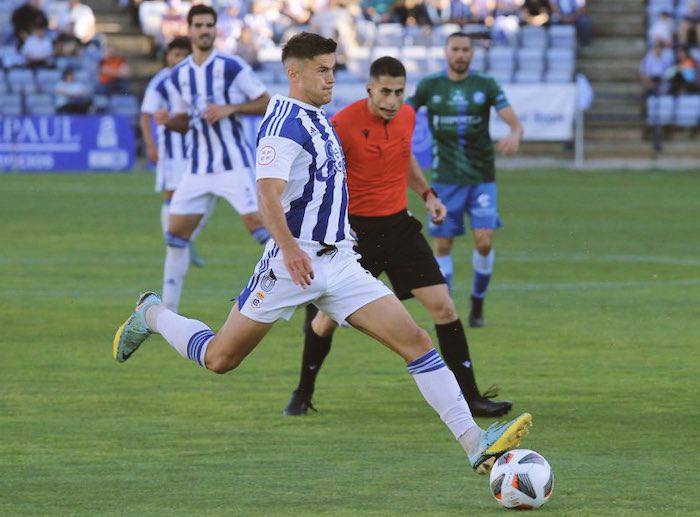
[1,168,698,516]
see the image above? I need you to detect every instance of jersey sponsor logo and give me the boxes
[257,145,276,166]
[473,91,486,104]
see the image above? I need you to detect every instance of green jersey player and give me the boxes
[410,32,523,327]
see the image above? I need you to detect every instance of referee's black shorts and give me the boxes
[350,210,446,301]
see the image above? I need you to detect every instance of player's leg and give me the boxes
[411,283,512,417]
[163,174,211,312]
[345,294,530,474]
[188,196,216,268]
[428,182,469,290]
[284,307,338,415]
[220,169,270,245]
[113,290,272,371]
[161,190,174,237]
[318,253,530,474]
[467,182,501,328]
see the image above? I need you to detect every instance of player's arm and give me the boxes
[139,113,158,163]
[256,135,313,287]
[203,92,271,124]
[407,154,446,224]
[495,106,523,156]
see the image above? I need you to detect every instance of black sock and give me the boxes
[435,319,480,401]
[296,320,333,396]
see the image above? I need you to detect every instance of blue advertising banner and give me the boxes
[0,115,136,172]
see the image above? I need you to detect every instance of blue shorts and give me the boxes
[428,182,502,238]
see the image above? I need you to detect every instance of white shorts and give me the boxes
[169,170,258,215]
[155,158,187,192]
[237,240,392,325]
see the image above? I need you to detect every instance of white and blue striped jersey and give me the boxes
[169,50,267,175]
[141,67,188,162]
[255,94,351,245]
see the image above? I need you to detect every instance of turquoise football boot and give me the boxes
[112,291,161,363]
[469,412,532,475]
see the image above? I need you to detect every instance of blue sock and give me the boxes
[251,226,270,245]
[472,249,494,299]
[435,255,453,290]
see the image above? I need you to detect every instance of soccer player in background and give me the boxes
[153,5,271,312]
[411,32,523,327]
[113,32,532,476]
[284,57,513,418]
[140,36,208,268]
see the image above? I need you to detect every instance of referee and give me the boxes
[284,57,512,418]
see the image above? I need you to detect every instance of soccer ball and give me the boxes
[488,449,553,509]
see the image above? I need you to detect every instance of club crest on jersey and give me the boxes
[477,193,491,208]
[260,269,276,292]
[431,94,442,103]
[473,91,486,104]
[315,139,343,182]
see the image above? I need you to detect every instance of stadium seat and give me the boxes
[489,68,513,84]
[346,46,371,77]
[92,94,110,113]
[488,47,516,75]
[109,94,140,117]
[517,48,545,75]
[463,23,489,38]
[549,25,577,49]
[646,95,675,125]
[401,46,429,77]
[8,68,37,94]
[0,93,23,115]
[520,26,548,50]
[56,56,83,71]
[372,46,401,60]
[36,68,62,94]
[375,23,405,46]
[25,93,56,115]
[470,47,487,72]
[514,69,543,83]
[647,0,674,20]
[546,48,576,80]
[675,95,700,127]
[258,47,285,81]
[431,23,461,46]
[404,26,431,46]
[427,46,447,72]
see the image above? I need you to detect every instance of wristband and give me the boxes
[422,187,438,202]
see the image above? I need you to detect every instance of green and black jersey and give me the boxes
[410,71,509,185]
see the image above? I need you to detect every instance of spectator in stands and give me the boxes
[679,1,700,47]
[670,46,700,94]
[640,40,674,96]
[361,0,394,23]
[216,5,244,52]
[648,10,674,47]
[97,46,131,95]
[21,25,54,67]
[53,32,82,58]
[390,0,431,26]
[11,0,48,46]
[550,0,591,46]
[492,0,521,46]
[236,26,262,69]
[55,68,92,114]
[521,0,551,27]
[243,1,276,47]
[309,0,358,51]
[468,0,496,26]
[424,0,452,25]
[57,0,96,44]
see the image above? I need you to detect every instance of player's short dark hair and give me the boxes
[446,31,472,44]
[166,36,192,54]
[369,56,406,80]
[187,4,217,26]
[281,32,337,63]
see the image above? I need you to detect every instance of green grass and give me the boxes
[1,168,698,516]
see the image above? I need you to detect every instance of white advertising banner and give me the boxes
[490,84,576,141]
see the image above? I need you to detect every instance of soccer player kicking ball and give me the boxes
[155,5,272,313]
[412,32,524,327]
[140,36,208,268]
[284,56,512,418]
[113,32,531,475]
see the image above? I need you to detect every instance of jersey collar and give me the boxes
[271,93,325,114]
[189,49,218,69]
